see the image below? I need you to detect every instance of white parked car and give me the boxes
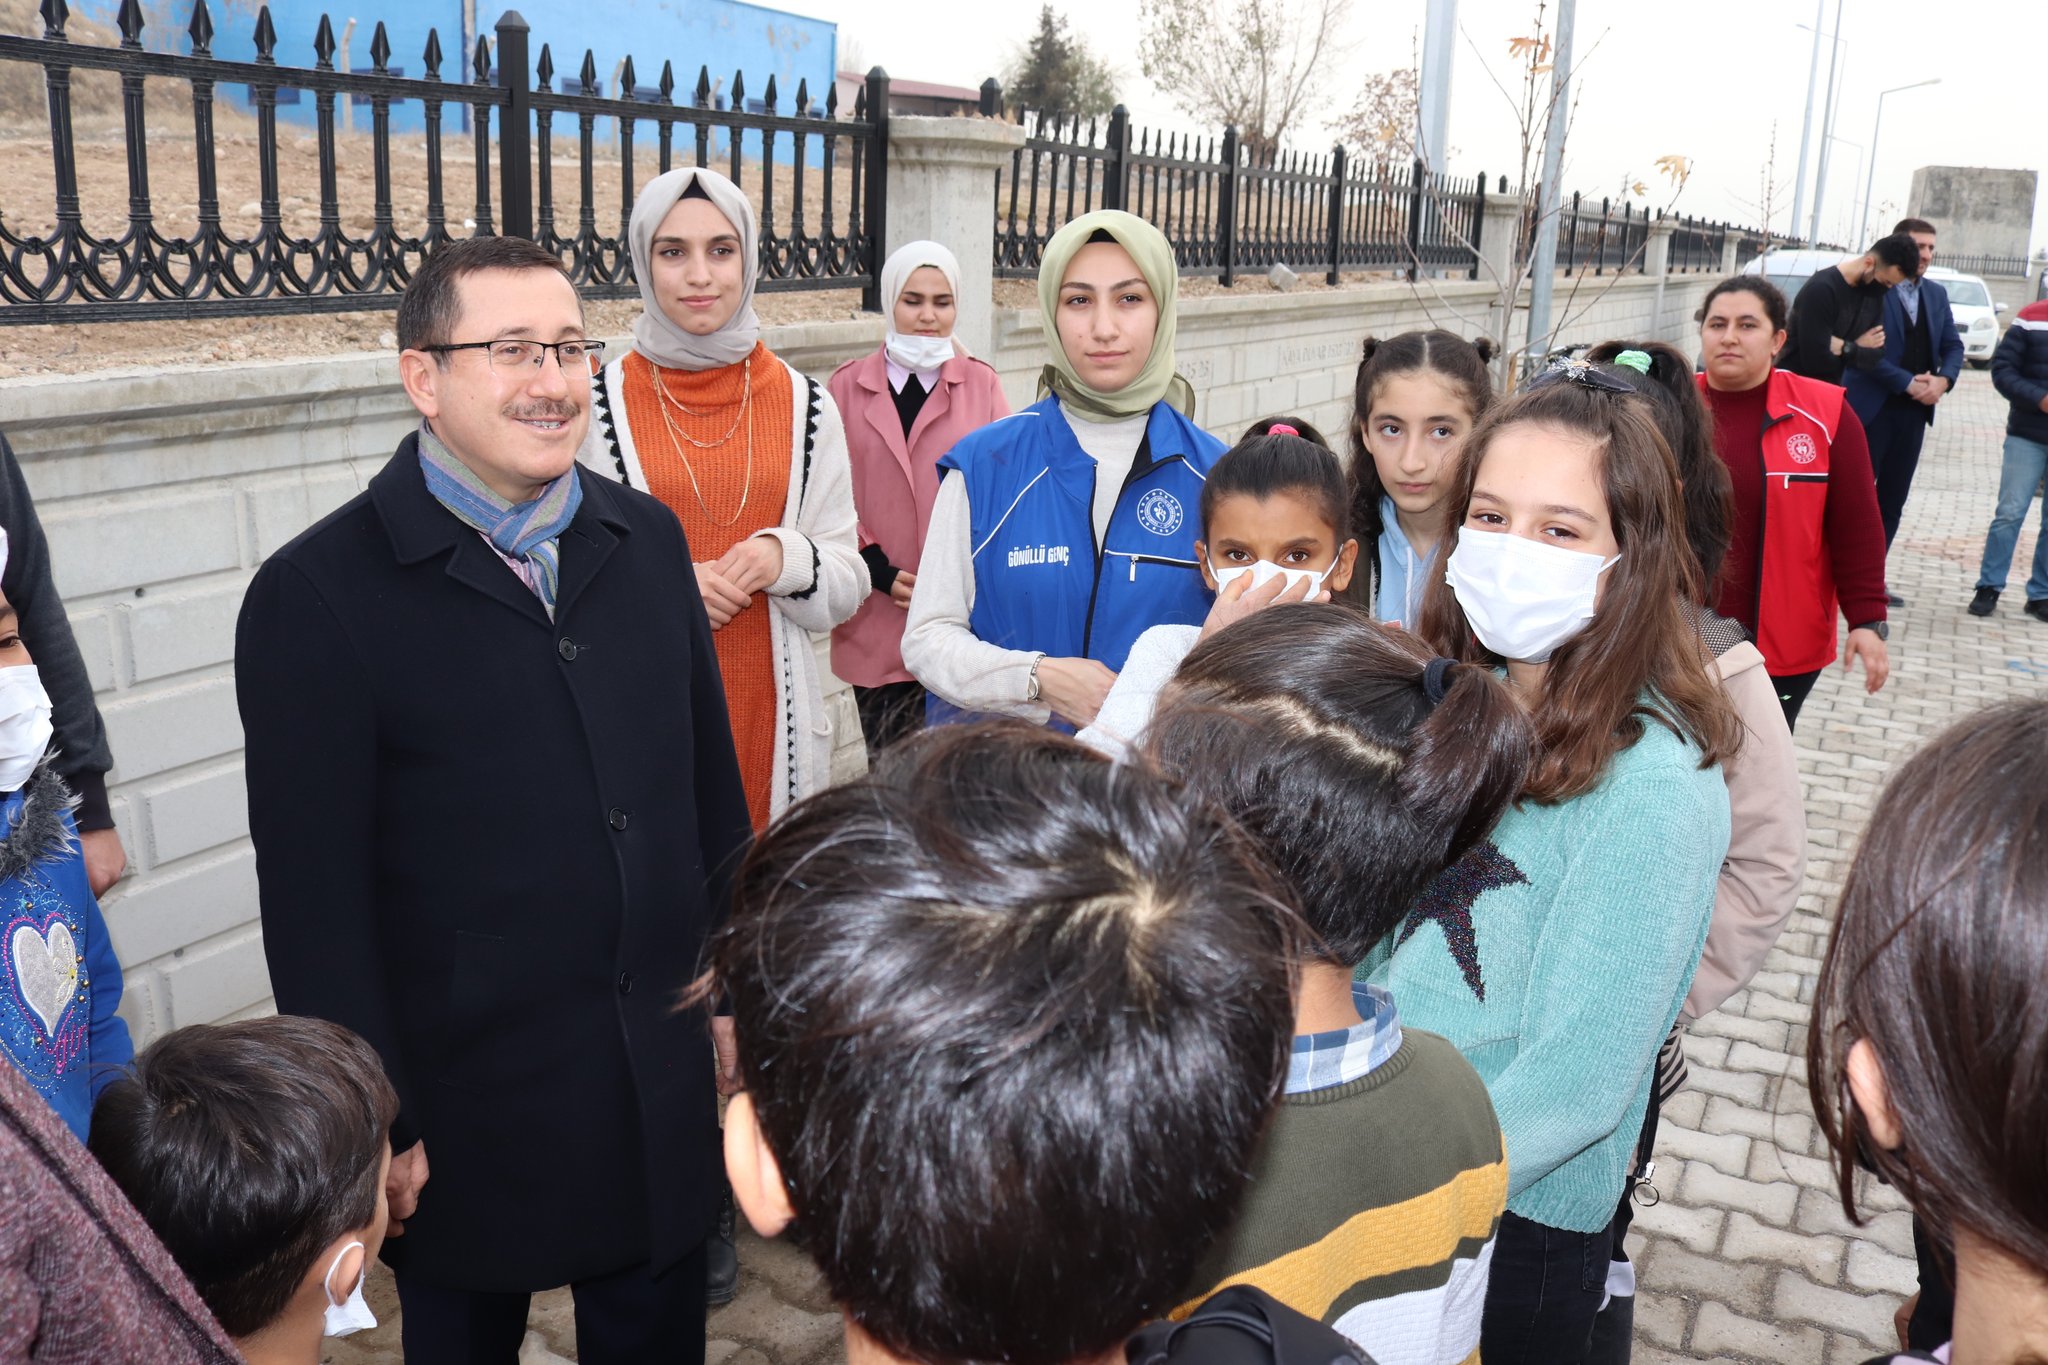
[1927,266,2003,369]
[1738,251,2005,368]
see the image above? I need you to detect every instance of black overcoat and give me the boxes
[235,434,752,1291]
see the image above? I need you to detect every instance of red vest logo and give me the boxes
[1786,433,1819,465]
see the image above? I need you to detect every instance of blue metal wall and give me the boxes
[84,0,835,136]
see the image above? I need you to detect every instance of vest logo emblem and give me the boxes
[1787,433,1819,465]
[1135,488,1185,536]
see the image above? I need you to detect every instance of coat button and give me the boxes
[558,637,579,660]
[617,972,634,996]
[607,807,629,831]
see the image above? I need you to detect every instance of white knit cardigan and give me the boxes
[580,353,866,818]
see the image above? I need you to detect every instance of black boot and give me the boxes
[706,1181,739,1307]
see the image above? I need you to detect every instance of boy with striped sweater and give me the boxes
[1145,610,1519,1365]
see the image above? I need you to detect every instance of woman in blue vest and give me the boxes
[901,210,1225,728]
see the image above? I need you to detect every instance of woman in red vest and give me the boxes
[1696,276,1890,729]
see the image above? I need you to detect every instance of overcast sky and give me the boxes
[776,0,2046,258]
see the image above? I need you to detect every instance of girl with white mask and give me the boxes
[0,526,133,1144]
[1356,367,1744,1363]
[827,240,1009,754]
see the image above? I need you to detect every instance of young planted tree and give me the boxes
[1399,0,1692,386]
[1137,0,1350,161]
[1004,5,1119,118]
[1339,67,1419,179]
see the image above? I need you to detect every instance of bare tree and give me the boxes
[1137,0,1351,161]
[1338,66,1419,178]
[1730,122,1793,248]
[1391,0,1692,387]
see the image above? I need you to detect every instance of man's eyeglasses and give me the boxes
[421,339,608,371]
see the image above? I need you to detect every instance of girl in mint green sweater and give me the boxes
[1360,364,1743,1363]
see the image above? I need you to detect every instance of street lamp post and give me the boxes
[1789,0,1824,244]
[1859,79,1941,247]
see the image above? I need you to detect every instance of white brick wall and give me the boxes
[0,271,1719,1040]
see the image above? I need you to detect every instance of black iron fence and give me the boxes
[993,106,1488,285]
[0,2,883,322]
[991,105,1784,289]
[1937,252,2036,279]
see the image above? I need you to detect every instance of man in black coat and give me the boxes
[235,236,752,1363]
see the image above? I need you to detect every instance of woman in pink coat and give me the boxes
[829,241,1010,752]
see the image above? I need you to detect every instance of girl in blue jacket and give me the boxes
[0,529,131,1141]
[901,210,1226,730]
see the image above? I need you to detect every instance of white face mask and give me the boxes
[1209,557,1332,597]
[1444,529,1620,663]
[884,331,956,373]
[322,1241,378,1338]
[0,666,52,794]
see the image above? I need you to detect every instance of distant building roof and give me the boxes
[838,71,979,103]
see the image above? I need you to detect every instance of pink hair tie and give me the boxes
[1269,423,1299,436]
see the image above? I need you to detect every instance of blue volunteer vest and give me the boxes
[931,397,1225,725]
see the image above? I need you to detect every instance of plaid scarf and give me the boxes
[417,425,584,617]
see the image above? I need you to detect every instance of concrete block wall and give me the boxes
[0,268,1721,1041]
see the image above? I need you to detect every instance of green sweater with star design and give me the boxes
[1358,716,1730,1234]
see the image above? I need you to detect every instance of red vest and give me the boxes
[1726,369,1847,675]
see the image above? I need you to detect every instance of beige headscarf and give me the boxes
[627,166,760,372]
[1036,210,1194,421]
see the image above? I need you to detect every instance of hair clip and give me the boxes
[1532,356,1638,395]
[1611,349,1653,376]
[1268,423,1299,437]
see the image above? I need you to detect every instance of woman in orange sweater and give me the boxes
[583,167,864,832]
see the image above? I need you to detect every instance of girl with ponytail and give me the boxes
[1143,608,1531,1365]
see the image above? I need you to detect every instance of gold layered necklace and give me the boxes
[651,354,754,528]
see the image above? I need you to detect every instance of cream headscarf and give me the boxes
[627,166,761,372]
[880,240,970,368]
[1036,210,1194,421]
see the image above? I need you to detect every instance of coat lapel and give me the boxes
[906,371,957,455]
[853,354,916,489]
[552,472,626,625]
[371,432,565,630]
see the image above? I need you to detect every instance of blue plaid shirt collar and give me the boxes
[1286,983,1403,1095]
[1898,277,1922,324]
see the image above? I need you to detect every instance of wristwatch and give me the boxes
[1851,621,1890,641]
[1025,653,1047,703]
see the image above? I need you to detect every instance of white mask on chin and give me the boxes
[1444,529,1619,663]
[884,331,957,373]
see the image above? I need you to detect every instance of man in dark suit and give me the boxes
[235,235,751,1364]
[1844,217,1967,602]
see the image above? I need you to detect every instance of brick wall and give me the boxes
[0,270,1719,1041]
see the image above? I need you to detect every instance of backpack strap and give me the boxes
[1126,1287,1372,1365]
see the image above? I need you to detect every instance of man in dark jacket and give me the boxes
[1844,218,1967,584]
[0,435,125,894]
[1968,299,2048,621]
[1779,234,1920,384]
[235,235,752,1363]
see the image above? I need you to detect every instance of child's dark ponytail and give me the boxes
[1399,656,1533,866]
[1147,609,1533,966]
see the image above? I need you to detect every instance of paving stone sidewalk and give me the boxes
[328,371,2043,1365]
[1628,369,2043,1364]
